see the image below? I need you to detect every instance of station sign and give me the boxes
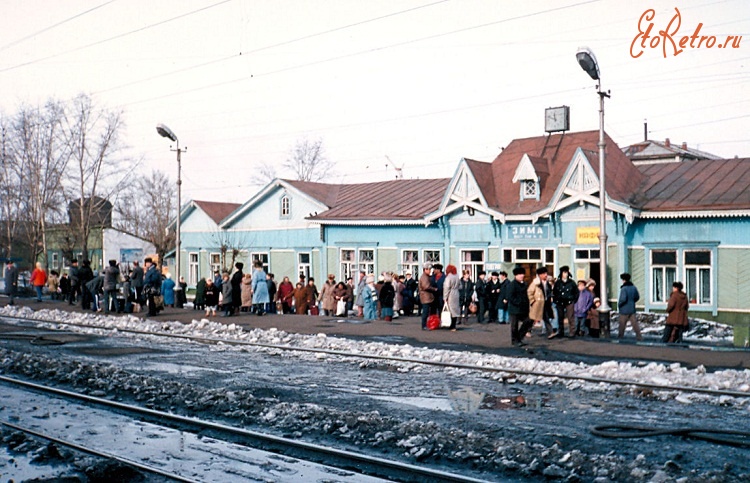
[576,227,600,245]
[507,225,549,240]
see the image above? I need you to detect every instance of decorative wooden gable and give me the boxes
[545,148,636,223]
[426,159,502,223]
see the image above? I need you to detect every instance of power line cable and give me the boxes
[94,0,451,95]
[0,0,117,53]
[117,0,602,107]
[0,0,233,74]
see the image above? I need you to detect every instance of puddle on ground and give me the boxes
[370,395,454,411]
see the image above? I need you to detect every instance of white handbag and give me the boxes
[440,304,452,328]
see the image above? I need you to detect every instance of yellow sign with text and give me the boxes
[576,227,600,245]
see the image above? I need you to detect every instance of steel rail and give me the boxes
[0,375,488,483]
[0,420,200,483]
[5,314,750,399]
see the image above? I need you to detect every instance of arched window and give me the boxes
[280,195,291,218]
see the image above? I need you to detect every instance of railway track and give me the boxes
[3,313,748,400]
[0,375,488,483]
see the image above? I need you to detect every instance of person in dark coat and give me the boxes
[78,260,95,310]
[432,264,445,313]
[131,260,144,305]
[497,271,510,324]
[617,272,642,340]
[4,261,19,305]
[67,259,79,305]
[508,266,533,346]
[486,272,501,323]
[176,276,187,308]
[663,281,689,343]
[474,271,488,324]
[203,278,219,317]
[143,257,162,316]
[194,277,207,310]
[401,272,417,316]
[379,274,396,321]
[552,266,579,338]
[230,262,243,313]
[86,275,104,312]
[266,273,277,314]
[458,270,474,325]
[102,259,120,314]
[59,272,70,300]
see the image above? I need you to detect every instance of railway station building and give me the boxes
[176,130,750,326]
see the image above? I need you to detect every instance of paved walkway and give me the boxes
[8,298,750,369]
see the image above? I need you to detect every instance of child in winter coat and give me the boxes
[587,298,602,338]
[203,278,219,317]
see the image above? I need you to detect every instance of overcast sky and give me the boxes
[1,0,748,203]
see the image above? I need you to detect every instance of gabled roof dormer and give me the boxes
[424,158,504,223]
[512,153,546,201]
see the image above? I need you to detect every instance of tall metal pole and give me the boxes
[597,84,612,336]
[175,140,181,288]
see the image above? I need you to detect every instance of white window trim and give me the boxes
[298,251,311,281]
[280,194,291,219]
[188,252,199,286]
[684,249,712,306]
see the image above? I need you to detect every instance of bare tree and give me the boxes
[62,94,127,260]
[0,115,21,261]
[283,137,334,182]
[115,169,175,269]
[6,101,69,266]
[204,228,251,272]
[251,161,277,186]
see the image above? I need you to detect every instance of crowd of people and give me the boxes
[3,258,692,344]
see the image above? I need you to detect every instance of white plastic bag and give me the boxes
[440,304,452,328]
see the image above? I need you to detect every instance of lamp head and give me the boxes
[156,123,178,143]
[576,47,600,81]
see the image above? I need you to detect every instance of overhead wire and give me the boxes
[0,0,233,74]
[116,0,603,108]
[95,0,452,95]
[0,0,117,53]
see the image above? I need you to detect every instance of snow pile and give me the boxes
[2,306,749,406]
[611,311,734,344]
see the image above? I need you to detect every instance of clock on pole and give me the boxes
[545,106,570,133]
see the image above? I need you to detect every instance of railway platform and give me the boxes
[6,297,750,370]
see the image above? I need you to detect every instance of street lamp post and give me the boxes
[156,124,183,295]
[576,47,612,337]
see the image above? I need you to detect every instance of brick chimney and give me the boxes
[681,142,687,149]
[664,138,670,147]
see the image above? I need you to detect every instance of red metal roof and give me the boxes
[289,178,451,221]
[487,130,645,214]
[193,200,241,224]
[636,158,750,211]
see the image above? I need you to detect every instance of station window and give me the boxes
[210,253,222,274]
[574,249,600,261]
[423,250,441,265]
[460,250,484,280]
[651,250,677,303]
[251,252,269,272]
[188,252,199,285]
[298,252,311,281]
[340,249,355,281]
[685,250,711,305]
[400,250,419,277]
[359,249,375,275]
